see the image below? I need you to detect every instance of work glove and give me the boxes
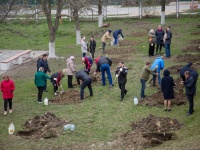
[151,43,153,46]
[116,74,119,78]
[156,65,158,68]
[93,72,96,75]
[54,78,57,81]
[120,68,123,72]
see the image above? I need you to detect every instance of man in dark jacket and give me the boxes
[164,26,172,58]
[95,56,113,89]
[76,69,93,100]
[180,62,198,85]
[37,54,51,92]
[182,71,196,116]
[115,62,128,101]
[113,29,124,45]
[89,36,96,59]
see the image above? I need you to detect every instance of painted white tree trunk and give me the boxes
[48,41,56,58]
[161,11,165,25]
[98,14,103,27]
[76,30,81,44]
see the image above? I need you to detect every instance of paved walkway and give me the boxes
[0,50,47,75]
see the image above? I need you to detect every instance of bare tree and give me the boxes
[97,0,103,27]
[68,0,90,44]
[37,0,64,58]
[161,0,165,24]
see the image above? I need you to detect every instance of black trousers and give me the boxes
[52,81,58,92]
[68,75,73,88]
[4,98,12,111]
[149,44,155,56]
[156,44,164,54]
[90,49,95,59]
[118,81,127,99]
[187,95,194,113]
[80,78,93,100]
[37,86,44,101]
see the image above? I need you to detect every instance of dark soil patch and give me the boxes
[129,32,147,37]
[90,70,101,83]
[166,65,183,75]
[109,114,183,149]
[140,90,186,107]
[16,112,67,140]
[190,39,200,44]
[191,31,200,35]
[181,45,200,52]
[49,89,88,104]
[174,54,200,63]
[106,47,138,55]
[118,40,142,46]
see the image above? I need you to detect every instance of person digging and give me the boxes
[76,69,93,100]
[51,71,65,96]
[115,61,128,101]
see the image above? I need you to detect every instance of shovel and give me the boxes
[60,84,65,95]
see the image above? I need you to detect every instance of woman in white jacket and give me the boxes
[81,36,88,57]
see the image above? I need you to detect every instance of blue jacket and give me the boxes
[150,57,164,73]
[180,62,198,81]
[113,29,124,38]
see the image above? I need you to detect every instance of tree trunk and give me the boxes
[49,31,56,58]
[161,0,165,25]
[75,17,81,44]
[98,0,103,27]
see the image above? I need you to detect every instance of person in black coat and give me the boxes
[89,36,96,59]
[180,62,198,84]
[155,25,165,55]
[76,69,93,100]
[161,69,175,111]
[37,54,51,92]
[181,71,196,116]
[115,62,128,101]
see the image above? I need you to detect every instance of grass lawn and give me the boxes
[0,11,200,150]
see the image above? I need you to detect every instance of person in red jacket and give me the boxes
[0,74,15,115]
[51,71,65,96]
[82,56,92,72]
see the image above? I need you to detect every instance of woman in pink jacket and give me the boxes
[0,74,15,115]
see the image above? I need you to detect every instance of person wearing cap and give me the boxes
[81,36,88,57]
[155,25,165,55]
[115,62,128,101]
[101,30,112,54]
[113,29,124,45]
[76,69,93,100]
[140,62,158,99]
[50,71,65,96]
[82,56,93,72]
[148,29,156,57]
[66,56,76,88]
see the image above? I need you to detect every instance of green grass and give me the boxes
[0,13,200,150]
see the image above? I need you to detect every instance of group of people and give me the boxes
[140,59,198,116]
[148,25,172,58]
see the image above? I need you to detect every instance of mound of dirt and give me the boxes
[174,54,200,63]
[129,32,147,37]
[190,39,200,44]
[191,31,200,35]
[118,40,142,46]
[17,112,67,140]
[140,89,186,107]
[181,45,200,52]
[166,65,183,75]
[90,70,101,83]
[49,89,88,104]
[108,115,183,149]
[106,47,138,55]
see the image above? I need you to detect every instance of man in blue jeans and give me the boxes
[113,29,124,45]
[76,69,93,100]
[94,56,113,89]
[164,26,172,58]
[140,62,158,99]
